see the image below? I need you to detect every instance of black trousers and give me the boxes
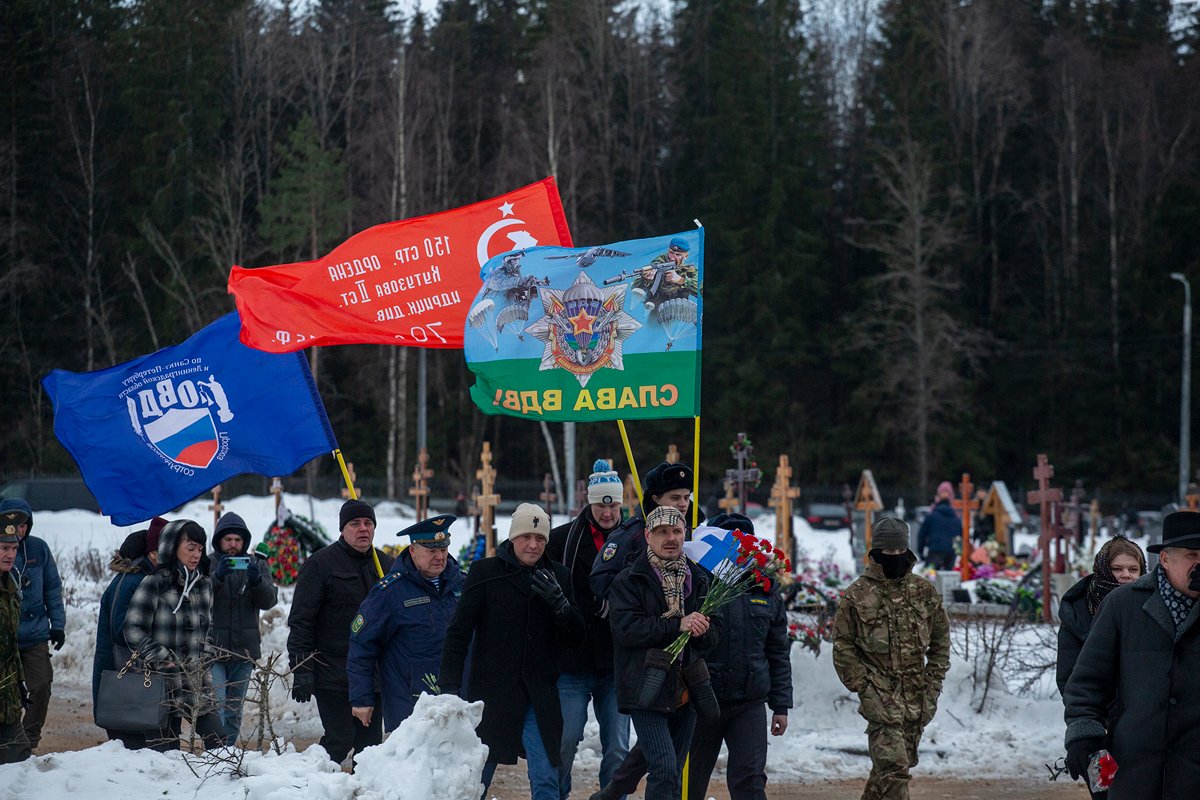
[686,700,769,800]
[315,687,382,766]
[926,552,955,570]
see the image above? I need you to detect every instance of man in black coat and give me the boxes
[208,511,278,745]
[440,503,584,800]
[287,499,393,766]
[547,459,630,799]
[1064,510,1200,799]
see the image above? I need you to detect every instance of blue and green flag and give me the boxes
[465,230,703,421]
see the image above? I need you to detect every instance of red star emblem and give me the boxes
[568,308,598,336]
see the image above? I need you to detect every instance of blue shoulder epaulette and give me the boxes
[376,572,402,591]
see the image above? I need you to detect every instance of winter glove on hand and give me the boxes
[291,671,315,703]
[48,629,65,651]
[1065,736,1103,781]
[246,558,262,586]
[18,681,30,708]
[530,568,570,616]
[212,556,232,581]
[1190,563,1200,593]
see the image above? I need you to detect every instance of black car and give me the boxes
[805,502,851,531]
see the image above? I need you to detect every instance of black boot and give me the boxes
[682,658,720,723]
[636,648,675,708]
[588,784,622,800]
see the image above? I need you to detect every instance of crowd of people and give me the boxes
[9,465,1192,800]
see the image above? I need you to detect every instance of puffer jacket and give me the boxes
[92,553,154,717]
[123,520,214,710]
[208,513,278,660]
[609,553,722,714]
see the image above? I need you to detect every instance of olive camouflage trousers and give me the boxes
[863,720,923,800]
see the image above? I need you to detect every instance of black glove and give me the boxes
[291,671,315,703]
[530,568,569,615]
[246,558,262,586]
[48,629,65,651]
[1065,736,1103,781]
[18,681,30,708]
[213,556,232,580]
[1190,563,1200,593]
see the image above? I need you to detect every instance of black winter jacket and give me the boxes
[209,513,278,660]
[609,554,722,714]
[1056,574,1093,695]
[1064,567,1200,799]
[706,588,792,714]
[439,540,584,765]
[286,537,393,691]
[548,508,619,673]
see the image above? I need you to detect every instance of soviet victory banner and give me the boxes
[228,178,573,351]
[465,229,703,421]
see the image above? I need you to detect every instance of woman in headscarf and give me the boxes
[607,505,722,800]
[1057,535,1146,695]
[123,519,224,750]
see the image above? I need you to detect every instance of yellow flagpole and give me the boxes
[617,420,643,507]
[334,448,384,578]
[692,416,701,528]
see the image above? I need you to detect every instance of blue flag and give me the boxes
[42,313,337,525]
[683,525,740,576]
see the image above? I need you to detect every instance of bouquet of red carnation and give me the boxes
[664,529,791,661]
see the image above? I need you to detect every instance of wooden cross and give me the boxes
[855,469,885,563]
[951,474,980,580]
[340,462,361,500]
[769,455,801,562]
[540,473,557,518]
[209,485,224,531]
[623,473,640,517]
[475,442,500,557]
[724,433,761,515]
[1027,453,1063,622]
[269,477,284,517]
[409,449,434,521]
[665,444,680,465]
[717,478,740,514]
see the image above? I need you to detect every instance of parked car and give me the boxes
[805,502,851,531]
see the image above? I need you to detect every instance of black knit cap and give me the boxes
[340,499,376,531]
[119,529,149,560]
[709,512,755,536]
[645,461,693,498]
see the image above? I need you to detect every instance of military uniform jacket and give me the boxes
[347,551,464,732]
[832,563,950,726]
[0,572,24,725]
[1064,568,1200,799]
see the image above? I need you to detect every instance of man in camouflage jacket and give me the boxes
[832,517,950,800]
[0,509,31,763]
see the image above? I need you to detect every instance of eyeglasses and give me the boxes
[1044,758,1068,782]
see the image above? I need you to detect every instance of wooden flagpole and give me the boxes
[334,448,384,578]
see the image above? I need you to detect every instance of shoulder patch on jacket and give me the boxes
[404,595,431,607]
[602,541,619,561]
[351,613,365,633]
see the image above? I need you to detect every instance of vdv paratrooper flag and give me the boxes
[465,229,703,421]
[42,313,337,525]
[228,178,573,351]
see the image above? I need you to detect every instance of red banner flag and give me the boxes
[228,178,573,351]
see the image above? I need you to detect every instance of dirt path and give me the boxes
[41,690,1081,798]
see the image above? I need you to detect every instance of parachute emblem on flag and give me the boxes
[525,272,641,387]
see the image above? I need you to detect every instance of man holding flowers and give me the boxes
[832,516,950,800]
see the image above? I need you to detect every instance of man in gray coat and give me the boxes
[1064,510,1200,798]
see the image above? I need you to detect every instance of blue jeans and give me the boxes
[480,705,560,800]
[630,707,696,800]
[557,671,629,800]
[210,659,254,746]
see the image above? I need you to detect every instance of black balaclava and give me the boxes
[871,549,916,580]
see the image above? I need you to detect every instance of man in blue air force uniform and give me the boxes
[346,515,464,732]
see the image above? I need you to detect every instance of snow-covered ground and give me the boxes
[2,494,1069,797]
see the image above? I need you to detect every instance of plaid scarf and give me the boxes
[647,551,689,618]
[1157,566,1197,630]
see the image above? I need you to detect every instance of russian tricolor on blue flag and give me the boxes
[684,525,743,578]
[43,313,337,526]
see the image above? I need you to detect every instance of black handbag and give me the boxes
[95,655,168,732]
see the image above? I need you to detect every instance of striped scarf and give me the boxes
[1158,566,1196,630]
[647,551,689,618]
